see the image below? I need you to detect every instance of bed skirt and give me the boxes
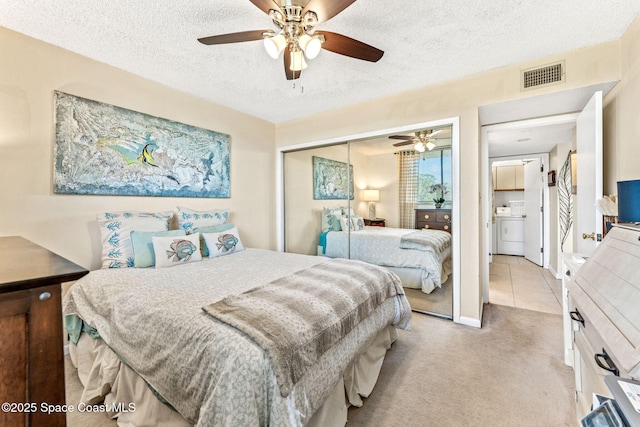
[69,325,398,427]
[387,256,452,294]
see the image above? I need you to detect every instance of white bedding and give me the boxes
[322,226,452,294]
[63,248,411,427]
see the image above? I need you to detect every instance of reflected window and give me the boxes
[417,149,452,203]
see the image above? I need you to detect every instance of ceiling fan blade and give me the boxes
[283,49,302,80]
[393,141,414,147]
[426,129,443,137]
[248,0,280,15]
[301,0,357,23]
[317,31,383,62]
[198,30,269,45]
[389,135,413,141]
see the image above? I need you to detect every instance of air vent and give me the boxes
[521,61,565,91]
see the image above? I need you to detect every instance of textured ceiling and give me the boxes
[1,1,639,124]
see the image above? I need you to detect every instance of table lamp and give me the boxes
[363,189,380,220]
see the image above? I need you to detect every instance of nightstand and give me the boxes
[364,218,385,227]
[0,236,88,427]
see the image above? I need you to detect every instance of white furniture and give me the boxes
[560,252,588,367]
[566,224,640,421]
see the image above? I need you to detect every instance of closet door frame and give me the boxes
[276,117,461,324]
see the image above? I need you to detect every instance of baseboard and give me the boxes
[459,315,482,328]
[548,265,562,280]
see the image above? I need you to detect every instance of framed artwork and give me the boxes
[53,91,231,198]
[312,156,354,200]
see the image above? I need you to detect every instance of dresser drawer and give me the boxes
[415,209,452,232]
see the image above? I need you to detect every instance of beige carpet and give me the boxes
[347,304,576,427]
[66,304,575,427]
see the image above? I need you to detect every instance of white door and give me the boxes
[575,92,603,254]
[524,159,543,265]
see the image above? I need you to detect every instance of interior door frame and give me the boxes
[276,117,461,324]
[481,115,576,303]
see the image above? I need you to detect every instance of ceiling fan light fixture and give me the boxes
[264,33,286,59]
[289,49,307,71]
[298,33,322,59]
[414,142,426,153]
[425,141,436,151]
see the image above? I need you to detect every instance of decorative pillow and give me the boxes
[193,223,235,257]
[330,215,344,232]
[321,207,343,232]
[131,230,186,268]
[352,215,366,231]
[98,211,173,269]
[202,226,245,258]
[152,233,202,268]
[176,207,229,233]
[339,216,355,232]
[341,206,355,217]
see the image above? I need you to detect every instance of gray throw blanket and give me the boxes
[399,229,451,254]
[203,258,409,397]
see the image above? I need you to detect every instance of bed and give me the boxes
[63,248,412,427]
[319,226,452,294]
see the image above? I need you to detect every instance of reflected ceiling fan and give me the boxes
[390,130,445,152]
[197,0,384,80]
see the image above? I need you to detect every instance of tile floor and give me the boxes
[489,254,563,315]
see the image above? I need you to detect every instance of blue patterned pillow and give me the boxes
[352,215,366,231]
[98,211,173,269]
[202,227,245,258]
[193,223,235,257]
[177,206,229,233]
[152,233,202,268]
[321,207,343,232]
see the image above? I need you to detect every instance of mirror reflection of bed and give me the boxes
[283,124,454,319]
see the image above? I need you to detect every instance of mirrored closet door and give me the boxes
[282,125,454,319]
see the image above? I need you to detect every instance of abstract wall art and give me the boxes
[53,91,231,198]
[312,156,354,200]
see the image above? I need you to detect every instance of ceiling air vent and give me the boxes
[521,61,565,91]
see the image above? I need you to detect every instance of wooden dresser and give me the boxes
[415,208,452,233]
[0,236,88,427]
[566,224,640,422]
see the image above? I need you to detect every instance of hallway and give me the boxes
[489,255,562,315]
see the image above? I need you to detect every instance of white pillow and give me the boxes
[202,226,245,258]
[176,206,229,233]
[352,215,365,231]
[339,216,355,232]
[98,211,173,269]
[341,206,355,217]
[151,233,202,268]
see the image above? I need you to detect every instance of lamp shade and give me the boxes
[363,189,380,202]
[617,179,640,223]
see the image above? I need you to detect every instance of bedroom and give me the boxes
[2,1,640,426]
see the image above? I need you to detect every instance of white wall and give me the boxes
[0,27,276,270]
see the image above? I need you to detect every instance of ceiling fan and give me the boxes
[390,130,445,152]
[197,0,384,80]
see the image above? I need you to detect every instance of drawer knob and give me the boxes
[444,225,449,230]
[565,270,571,277]
[424,225,430,229]
[424,214,430,219]
[39,292,52,301]
[444,215,449,220]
